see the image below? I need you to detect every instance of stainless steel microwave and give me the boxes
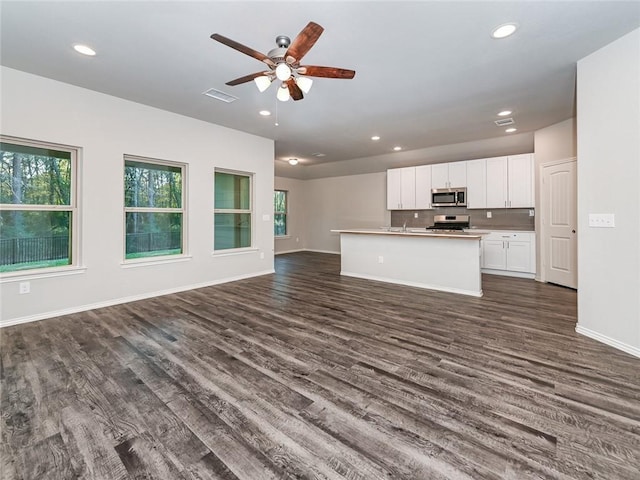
[431,187,467,207]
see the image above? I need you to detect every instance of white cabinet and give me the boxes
[414,165,432,209]
[485,157,508,208]
[507,154,534,208]
[431,162,467,189]
[386,167,416,210]
[466,159,486,209]
[481,231,536,277]
[485,154,534,208]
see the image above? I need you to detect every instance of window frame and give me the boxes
[274,189,288,238]
[213,169,254,252]
[123,154,188,264]
[0,135,81,279]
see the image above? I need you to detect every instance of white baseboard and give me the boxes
[304,249,340,255]
[341,271,483,297]
[576,324,640,359]
[275,249,305,255]
[0,269,275,329]
[482,268,535,279]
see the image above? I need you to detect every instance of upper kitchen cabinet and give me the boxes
[486,154,534,208]
[431,162,467,189]
[466,158,487,209]
[414,165,432,209]
[386,167,416,210]
[507,154,534,208]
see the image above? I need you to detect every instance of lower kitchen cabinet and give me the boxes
[481,231,535,278]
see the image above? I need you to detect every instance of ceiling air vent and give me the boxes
[494,117,515,126]
[203,88,238,103]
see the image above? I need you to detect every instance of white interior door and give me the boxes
[542,160,577,288]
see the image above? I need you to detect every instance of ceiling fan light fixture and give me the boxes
[275,63,292,81]
[288,158,299,166]
[277,84,290,102]
[254,76,272,92]
[295,76,313,94]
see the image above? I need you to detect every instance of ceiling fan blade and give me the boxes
[285,22,324,64]
[225,72,270,86]
[286,78,304,101]
[211,33,275,67]
[297,66,356,79]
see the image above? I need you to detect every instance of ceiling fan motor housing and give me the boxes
[275,35,291,48]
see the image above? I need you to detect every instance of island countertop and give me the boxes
[330,228,484,239]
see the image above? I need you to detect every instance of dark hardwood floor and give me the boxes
[2,252,640,479]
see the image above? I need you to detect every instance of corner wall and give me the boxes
[0,67,275,326]
[576,28,640,357]
[304,172,390,253]
[274,176,307,254]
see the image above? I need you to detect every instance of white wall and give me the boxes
[0,67,275,326]
[576,28,640,357]
[304,172,390,253]
[534,118,576,165]
[274,176,306,254]
[533,118,577,276]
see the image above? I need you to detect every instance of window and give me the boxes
[214,170,252,250]
[124,157,185,260]
[0,138,78,274]
[274,190,288,237]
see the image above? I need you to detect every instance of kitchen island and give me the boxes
[331,229,484,296]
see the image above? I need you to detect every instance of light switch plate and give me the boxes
[486,211,492,218]
[588,213,615,228]
[262,214,270,221]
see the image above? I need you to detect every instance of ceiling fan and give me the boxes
[210,21,356,101]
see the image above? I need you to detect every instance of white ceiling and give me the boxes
[1,1,639,179]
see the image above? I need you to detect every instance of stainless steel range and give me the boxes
[425,214,470,233]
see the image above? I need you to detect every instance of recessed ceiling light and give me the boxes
[505,128,517,133]
[311,152,326,157]
[259,110,271,116]
[371,136,381,141]
[491,23,518,39]
[73,44,96,56]
[288,158,299,166]
[497,110,512,116]
[393,146,402,151]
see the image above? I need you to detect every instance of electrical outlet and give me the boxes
[378,256,384,264]
[529,209,535,217]
[259,252,265,259]
[295,237,299,242]
[486,211,492,219]
[414,212,418,218]
[588,213,615,228]
[262,214,270,221]
[19,282,30,294]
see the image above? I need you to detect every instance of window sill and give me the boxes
[0,265,88,283]
[212,247,259,257]
[275,235,291,240]
[121,255,193,269]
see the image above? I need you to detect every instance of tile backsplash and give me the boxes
[391,207,535,231]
